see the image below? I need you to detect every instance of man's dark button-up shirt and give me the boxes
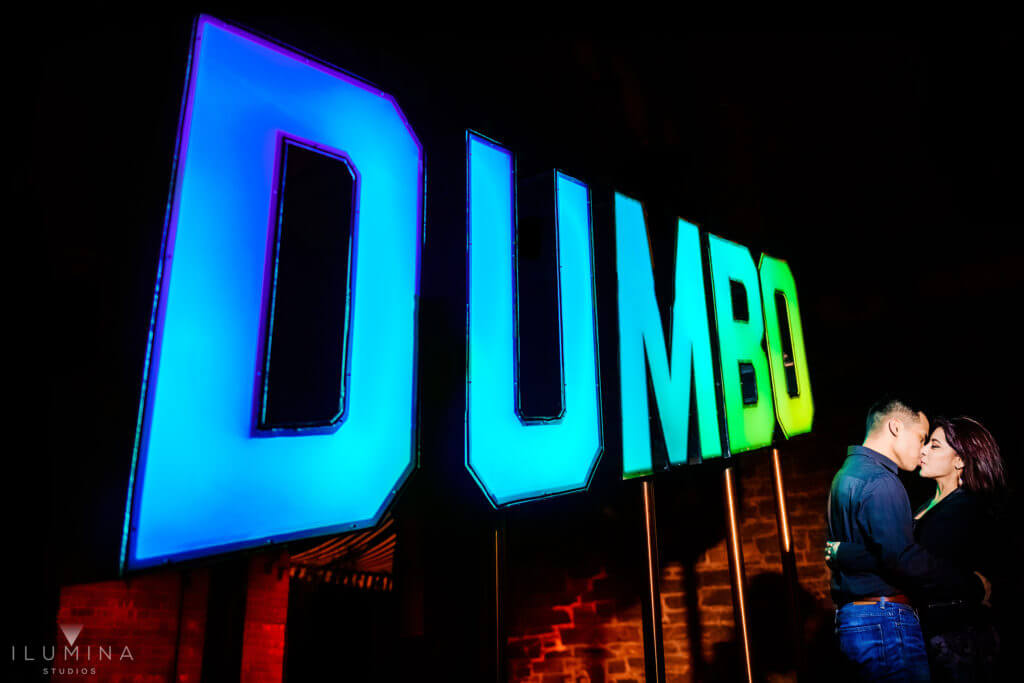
[827,445,981,607]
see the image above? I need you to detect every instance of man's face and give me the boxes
[892,412,929,471]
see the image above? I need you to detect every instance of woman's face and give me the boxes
[918,427,964,481]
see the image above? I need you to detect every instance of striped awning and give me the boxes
[288,515,396,589]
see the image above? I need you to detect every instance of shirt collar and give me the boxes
[847,445,899,474]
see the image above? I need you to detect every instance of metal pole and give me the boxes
[494,519,507,683]
[698,230,754,683]
[723,464,755,683]
[641,479,667,683]
[772,447,804,676]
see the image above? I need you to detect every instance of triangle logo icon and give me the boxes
[59,624,83,646]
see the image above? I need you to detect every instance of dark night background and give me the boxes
[17,14,1023,681]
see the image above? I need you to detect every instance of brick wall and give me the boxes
[506,446,836,683]
[240,552,290,683]
[53,568,209,683]
[52,550,289,683]
[50,450,835,683]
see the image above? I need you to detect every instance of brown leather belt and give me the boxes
[851,594,911,606]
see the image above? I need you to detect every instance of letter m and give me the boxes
[615,193,721,477]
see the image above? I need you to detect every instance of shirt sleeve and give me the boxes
[834,541,879,573]
[859,478,984,601]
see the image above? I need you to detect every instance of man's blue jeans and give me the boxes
[835,599,931,681]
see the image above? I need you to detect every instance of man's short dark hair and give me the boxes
[865,397,923,439]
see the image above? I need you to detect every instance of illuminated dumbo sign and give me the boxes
[122,16,812,570]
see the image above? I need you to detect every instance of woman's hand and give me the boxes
[824,541,840,565]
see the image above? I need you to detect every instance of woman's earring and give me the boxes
[956,466,963,487]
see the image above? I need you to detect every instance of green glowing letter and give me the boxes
[758,254,813,437]
[707,234,774,453]
[616,193,721,478]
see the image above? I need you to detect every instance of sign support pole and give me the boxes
[494,515,507,683]
[722,463,755,682]
[771,447,804,676]
[640,479,667,683]
[698,230,755,683]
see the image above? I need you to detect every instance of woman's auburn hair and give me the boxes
[931,416,1007,498]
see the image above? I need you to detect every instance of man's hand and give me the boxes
[975,571,992,607]
[825,541,840,566]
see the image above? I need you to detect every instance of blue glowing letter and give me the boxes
[123,16,423,569]
[615,194,722,477]
[466,133,602,506]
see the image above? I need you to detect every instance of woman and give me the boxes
[826,416,1007,682]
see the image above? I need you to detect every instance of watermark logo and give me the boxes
[10,622,134,677]
[59,624,82,647]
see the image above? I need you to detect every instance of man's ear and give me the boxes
[888,417,901,438]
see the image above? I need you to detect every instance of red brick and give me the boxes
[661,593,684,610]
[699,587,733,607]
[559,624,599,645]
[540,674,570,683]
[533,655,565,673]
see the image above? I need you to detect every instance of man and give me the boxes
[827,397,988,681]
